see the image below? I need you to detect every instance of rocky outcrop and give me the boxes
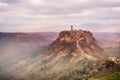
[95,58,120,77]
[108,57,120,64]
[48,26,105,59]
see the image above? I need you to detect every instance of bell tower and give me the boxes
[71,25,73,31]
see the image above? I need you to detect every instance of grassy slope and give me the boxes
[89,72,120,80]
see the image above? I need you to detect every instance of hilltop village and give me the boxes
[49,25,103,58]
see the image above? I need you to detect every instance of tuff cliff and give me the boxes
[48,26,105,59]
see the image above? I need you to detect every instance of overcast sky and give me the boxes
[0,0,120,32]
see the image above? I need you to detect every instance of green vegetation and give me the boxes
[59,72,120,80]
[89,72,120,80]
[58,60,102,80]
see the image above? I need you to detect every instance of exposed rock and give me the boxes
[48,26,105,59]
[96,59,120,77]
[108,57,120,64]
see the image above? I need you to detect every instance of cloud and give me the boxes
[24,0,120,15]
[0,0,22,4]
[0,0,120,32]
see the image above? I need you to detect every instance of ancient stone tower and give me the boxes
[71,25,73,31]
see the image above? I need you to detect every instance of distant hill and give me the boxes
[1,32,119,47]
[93,32,120,48]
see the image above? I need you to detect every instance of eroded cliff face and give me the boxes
[48,29,105,59]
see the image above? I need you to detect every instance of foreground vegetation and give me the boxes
[89,72,120,80]
[59,72,120,80]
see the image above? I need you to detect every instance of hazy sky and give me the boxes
[0,0,120,32]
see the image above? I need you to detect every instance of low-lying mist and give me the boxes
[0,33,57,80]
[0,32,119,80]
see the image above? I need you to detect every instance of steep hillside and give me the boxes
[47,28,105,59]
